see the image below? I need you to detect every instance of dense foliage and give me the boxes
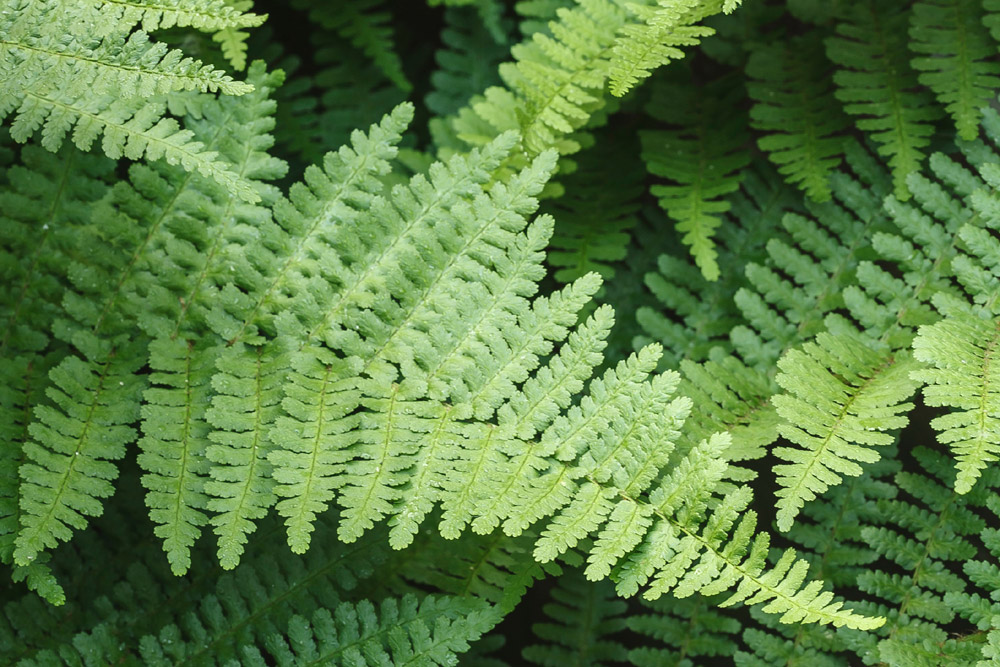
[4,0,1000,664]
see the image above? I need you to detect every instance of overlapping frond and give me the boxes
[544,129,642,284]
[426,7,509,119]
[836,447,998,665]
[730,143,893,369]
[0,0,260,198]
[291,0,410,93]
[451,0,627,161]
[637,161,797,366]
[245,595,499,667]
[609,0,742,97]
[628,594,741,666]
[522,569,629,666]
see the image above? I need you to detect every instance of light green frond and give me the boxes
[772,329,920,531]
[205,344,285,569]
[138,337,215,575]
[451,0,627,163]
[0,0,259,196]
[912,311,1000,494]
[14,334,146,566]
[80,0,265,34]
[609,0,719,97]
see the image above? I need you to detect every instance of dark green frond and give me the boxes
[747,36,850,201]
[522,568,629,666]
[825,1,942,199]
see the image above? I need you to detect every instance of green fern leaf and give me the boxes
[825,1,942,199]
[747,36,850,201]
[772,329,920,531]
[291,0,411,92]
[608,0,716,97]
[912,311,1000,494]
[640,74,750,280]
[138,338,215,575]
[85,0,265,33]
[14,333,146,566]
[521,568,628,666]
[0,0,259,199]
[205,343,285,569]
[245,595,499,666]
[909,0,1000,142]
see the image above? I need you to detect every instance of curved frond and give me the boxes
[609,0,738,97]
[0,0,260,196]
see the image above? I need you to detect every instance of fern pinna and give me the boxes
[10,0,1000,665]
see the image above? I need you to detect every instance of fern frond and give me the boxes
[245,595,498,667]
[0,143,114,601]
[609,0,736,97]
[912,310,1000,495]
[138,338,216,575]
[427,7,509,119]
[641,74,750,280]
[521,568,629,666]
[734,455,899,664]
[387,529,558,613]
[11,65,290,569]
[628,594,741,666]
[206,344,286,569]
[545,128,642,284]
[771,329,919,531]
[291,0,410,92]
[837,447,996,665]
[730,144,893,369]
[451,0,627,161]
[636,162,798,366]
[14,334,146,566]
[677,351,780,482]
[746,36,850,201]
[909,0,1000,141]
[825,1,942,199]
[80,0,265,34]
[0,0,258,198]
